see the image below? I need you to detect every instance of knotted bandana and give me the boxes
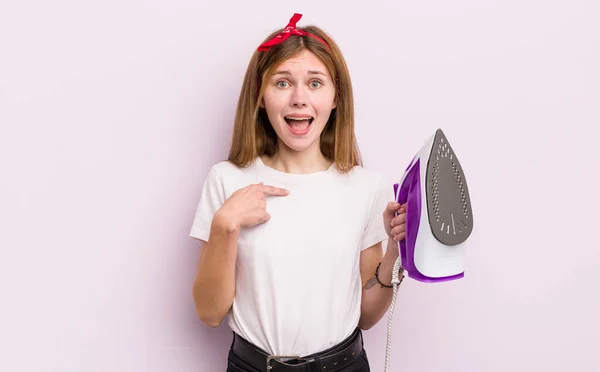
[257,13,330,52]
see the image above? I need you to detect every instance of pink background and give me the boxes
[1,1,598,371]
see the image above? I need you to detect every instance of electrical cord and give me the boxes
[384,256,403,372]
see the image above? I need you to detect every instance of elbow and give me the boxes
[359,323,374,331]
[358,316,376,331]
[193,301,226,328]
[192,282,227,328]
[197,312,224,328]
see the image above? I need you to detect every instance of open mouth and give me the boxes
[285,116,313,131]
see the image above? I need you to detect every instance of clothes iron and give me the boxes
[395,128,474,282]
[383,128,474,372]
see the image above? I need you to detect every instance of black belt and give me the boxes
[231,327,364,372]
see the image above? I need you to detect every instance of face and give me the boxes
[261,49,337,154]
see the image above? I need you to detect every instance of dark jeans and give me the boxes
[225,330,371,372]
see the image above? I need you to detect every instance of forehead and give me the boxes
[273,49,330,76]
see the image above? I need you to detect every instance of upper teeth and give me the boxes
[286,117,310,120]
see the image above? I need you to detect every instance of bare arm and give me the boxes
[192,213,240,327]
[358,238,402,330]
[358,201,406,330]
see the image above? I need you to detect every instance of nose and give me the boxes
[290,85,308,107]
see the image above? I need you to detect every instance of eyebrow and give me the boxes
[272,70,328,77]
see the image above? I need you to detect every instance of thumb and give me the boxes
[384,201,401,217]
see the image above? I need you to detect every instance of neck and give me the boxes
[262,144,332,174]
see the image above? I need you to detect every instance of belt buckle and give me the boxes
[266,355,302,371]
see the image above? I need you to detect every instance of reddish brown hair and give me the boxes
[227,24,362,173]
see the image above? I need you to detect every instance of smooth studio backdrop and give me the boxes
[1,1,598,371]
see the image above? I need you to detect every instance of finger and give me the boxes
[397,203,406,213]
[391,212,406,227]
[391,224,406,236]
[259,184,290,196]
[385,201,402,214]
[262,212,271,223]
[245,183,261,192]
[254,211,271,225]
[393,232,406,241]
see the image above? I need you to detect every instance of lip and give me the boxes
[284,114,313,119]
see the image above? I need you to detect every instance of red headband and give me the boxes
[257,13,330,52]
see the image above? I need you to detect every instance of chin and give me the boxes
[281,141,315,153]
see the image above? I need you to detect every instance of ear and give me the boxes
[259,98,265,108]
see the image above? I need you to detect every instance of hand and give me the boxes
[383,202,406,241]
[216,182,289,231]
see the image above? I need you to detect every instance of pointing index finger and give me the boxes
[259,184,290,196]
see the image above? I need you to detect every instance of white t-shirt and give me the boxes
[189,156,390,356]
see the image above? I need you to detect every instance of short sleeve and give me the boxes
[361,172,392,251]
[189,166,227,241]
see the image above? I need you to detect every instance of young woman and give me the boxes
[190,13,407,372]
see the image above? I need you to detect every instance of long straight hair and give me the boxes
[227,24,362,173]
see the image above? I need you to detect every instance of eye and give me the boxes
[310,80,322,88]
[276,81,289,88]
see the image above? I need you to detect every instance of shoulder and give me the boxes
[206,159,253,180]
[209,160,241,174]
[203,159,259,196]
